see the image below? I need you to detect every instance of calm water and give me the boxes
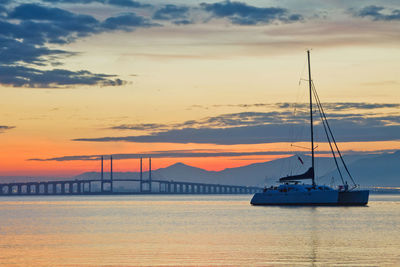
[0,194,399,266]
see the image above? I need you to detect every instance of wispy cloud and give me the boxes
[200,1,303,25]
[107,0,151,8]
[0,66,125,88]
[29,151,290,161]
[132,103,400,130]
[192,102,400,111]
[153,4,192,25]
[42,0,152,8]
[8,4,101,44]
[110,123,169,131]
[102,12,158,30]
[73,102,400,144]
[29,148,399,162]
[109,111,298,131]
[354,5,400,21]
[0,125,15,133]
[278,102,400,111]
[73,123,400,145]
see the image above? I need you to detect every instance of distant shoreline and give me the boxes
[367,188,400,194]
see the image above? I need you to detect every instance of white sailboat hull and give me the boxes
[251,190,339,206]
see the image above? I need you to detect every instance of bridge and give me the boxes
[0,157,262,196]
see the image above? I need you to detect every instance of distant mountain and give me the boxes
[2,152,398,187]
[210,153,379,186]
[326,151,400,186]
[73,151,399,187]
[154,162,218,183]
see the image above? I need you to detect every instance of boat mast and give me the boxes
[307,50,315,186]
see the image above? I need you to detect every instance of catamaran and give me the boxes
[251,51,369,206]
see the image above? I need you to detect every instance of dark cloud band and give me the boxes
[153,4,192,25]
[42,0,152,8]
[0,66,125,88]
[354,5,400,21]
[73,123,400,145]
[29,148,395,162]
[72,102,400,145]
[200,1,303,25]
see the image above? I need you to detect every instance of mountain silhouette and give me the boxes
[72,151,400,187]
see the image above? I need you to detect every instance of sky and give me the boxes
[0,0,400,177]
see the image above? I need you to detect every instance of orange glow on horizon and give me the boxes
[0,139,399,177]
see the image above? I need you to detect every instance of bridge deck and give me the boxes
[0,178,262,196]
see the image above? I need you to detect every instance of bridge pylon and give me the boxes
[140,157,152,193]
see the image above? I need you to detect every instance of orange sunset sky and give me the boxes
[1,0,399,177]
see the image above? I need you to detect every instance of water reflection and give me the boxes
[309,207,318,266]
[0,195,398,265]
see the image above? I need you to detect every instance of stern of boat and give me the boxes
[338,190,369,206]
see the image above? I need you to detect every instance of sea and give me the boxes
[0,194,399,266]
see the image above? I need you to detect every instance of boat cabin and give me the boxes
[263,183,335,193]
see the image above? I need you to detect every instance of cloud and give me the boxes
[0,36,73,65]
[110,123,169,131]
[42,0,103,3]
[7,4,101,45]
[173,19,192,25]
[109,102,400,132]
[196,102,400,112]
[73,121,400,145]
[30,155,100,161]
[9,3,97,23]
[200,0,303,25]
[107,111,300,132]
[277,102,400,111]
[108,0,151,8]
[102,12,156,30]
[24,150,342,161]
[0,125,15,133]
[42,0,151,8]
[354,5,400,21]
[0,65,125,88]
[75,103,400,144]
[0,2,158,88]
[29,151,291,161]
[5,4,155,43]
[0,1,8,14]
[153,4,192,25]
[2,1,398,88]
[73,124,306,144]
[29,148,400,162]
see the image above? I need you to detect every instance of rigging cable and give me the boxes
[312,85,345,185]
[311,81,357,187]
